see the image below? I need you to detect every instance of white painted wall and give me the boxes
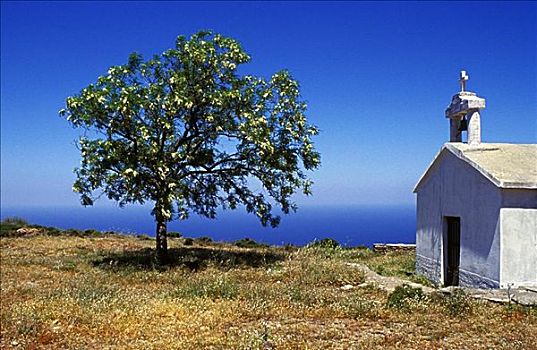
[416,149,503,288]
[500,208,537,288]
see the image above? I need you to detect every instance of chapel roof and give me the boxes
[413,143,537,192]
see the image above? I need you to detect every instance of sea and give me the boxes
[0,205,416,247]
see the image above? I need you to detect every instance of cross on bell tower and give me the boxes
[445,70,486,145]
[459,70,469,92]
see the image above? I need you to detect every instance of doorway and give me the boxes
[444,216,461,286]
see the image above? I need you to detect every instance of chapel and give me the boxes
[414,72,537,288]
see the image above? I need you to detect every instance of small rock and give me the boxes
[513,290,537,306]
[340,284,354,290]
[473,295,510,303]
[522,286,537,293]
[15,227,41,236]
[263,341,274,350]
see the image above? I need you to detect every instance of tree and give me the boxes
[60,31,320,262]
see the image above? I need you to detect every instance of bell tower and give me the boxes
[445,71,486,145]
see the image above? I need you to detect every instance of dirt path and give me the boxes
[345,262,537,306]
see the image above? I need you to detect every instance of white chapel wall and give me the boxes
[416,149,503,287]
[500,208,537,288]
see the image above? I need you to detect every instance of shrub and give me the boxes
[168,231,182,238]
[195,236,213,245]
[308,238,340,249]
[44,227,62,236]
[183,238,194,246]
[1,217,29,236]
[443,289,472,317]
[63,229,81,236]
[84,229,102,237]
[340,294,380,319]
[286,284,317,306]
[2,217,28,226]
[136,234,152,240]
[283,243,298,252]
[386,284,426,310]
[234,237,269,249]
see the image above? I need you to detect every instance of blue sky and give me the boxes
[2,1,536,209]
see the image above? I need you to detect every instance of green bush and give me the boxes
[386,284,426,310]
[234,237,269,249]
[136,234,152,240]
[183,238,194,246]
[195,236,213,245]
[1,217,29,236]
[308,238,340,249]
[44,227,62,236]
[443,289,472,317]
[64,229,82,236]
[84,229,102,237]
[286,284,317,306]
[340,294,380,319]
[283,243,298,252]
[2,217,28,226]
[168,231,182,238]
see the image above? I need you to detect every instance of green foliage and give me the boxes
[195,236,213,245]
[1,217,28,236]
[339,294,380,319]
[2,217,28,226]
[60,31,321,249]
[286,284,317,306]
[308,238,340,249]
[283,243,298,252]
[386,284,426,310]
[62,228,107,237]
[183,237,194,246]
[167,231,182,238]
[234,237,269,249]
[83,229,103,237]
[504,303,537,317]
[136,234,152,240]
[0,220,113,238]
[44,227,62,236]
[443,289,472,317]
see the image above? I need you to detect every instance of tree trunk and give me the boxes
[155,217,168,264]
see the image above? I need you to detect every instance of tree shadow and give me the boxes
[92,246,287,272]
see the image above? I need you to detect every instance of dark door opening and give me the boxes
[445,216,461,286]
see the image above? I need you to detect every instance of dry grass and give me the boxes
[1,231,536,349]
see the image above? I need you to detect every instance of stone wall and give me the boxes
[373,243,416,254]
